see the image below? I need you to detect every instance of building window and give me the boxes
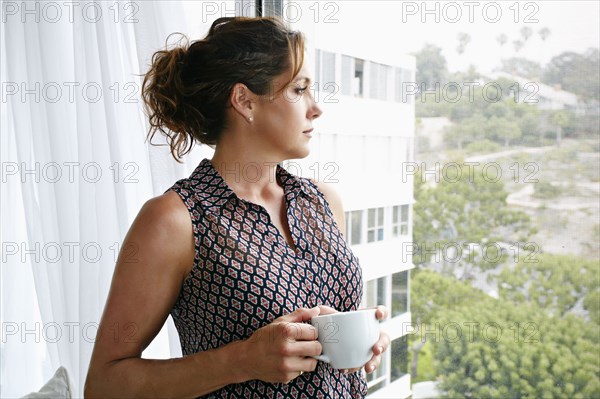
[366,277,387,309]
[392,271,409,317]
[258,0,282,17]
[345,210,363,245]
[392,204,409,237]
[367,207,384,242]
[370,62,390,100]
[341,55,352,96]
[390,336,409,382]
[367,351,389,393]
[315,49,336,94]
[395,67,415,104]
[354,58,364,97]
[366,277,389,390]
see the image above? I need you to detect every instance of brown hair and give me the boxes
[141,17,305,162]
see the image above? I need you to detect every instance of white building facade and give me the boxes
[286,4,416,397]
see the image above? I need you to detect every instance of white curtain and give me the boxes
[1,1,212,396]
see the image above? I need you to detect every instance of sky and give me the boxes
[311,0,600,74]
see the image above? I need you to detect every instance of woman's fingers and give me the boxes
[277,307,321,323]
[317,304,338,315]
[282,340,323,358]
[362,330,391,374]
[375,305,388,320]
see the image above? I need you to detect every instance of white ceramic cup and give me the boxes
[310,308,380,370]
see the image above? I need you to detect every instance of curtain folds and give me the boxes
[1,1,207,396]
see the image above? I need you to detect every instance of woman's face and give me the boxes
[252,62,323,160]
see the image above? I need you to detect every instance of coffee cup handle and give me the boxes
[313,354,330,363]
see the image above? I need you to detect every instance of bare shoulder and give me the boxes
[87,190,194,369]
[135,190,195,274]
[309,179,346,235]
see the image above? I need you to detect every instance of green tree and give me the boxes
[520,26,533,45]
[486,116,522,146]
[497,254,600,323]
[413,165,534,278]
[538,27,551,42]
[500,57,543,78]
[444,114,486,149]
[411,270,600,398]
[550,109,575,144]
[414,44,448,90]
[456,32,471,55]
[543,48,600,101]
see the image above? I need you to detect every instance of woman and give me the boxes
[85,16,390,398]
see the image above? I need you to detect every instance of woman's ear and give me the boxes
[229,83,256,122]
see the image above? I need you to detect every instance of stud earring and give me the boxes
[247,115,253,122]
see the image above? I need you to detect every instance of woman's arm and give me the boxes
[85,192,322,398]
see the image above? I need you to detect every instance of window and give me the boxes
[259,0,282,17]
[315,49,336,94]
[345,210,363,245]
[395,67,415,104]
[390,337,409,382]
[366,277,389,390]
[367,207,384,242]
[370,62,390,100]
[392,204,410,237]
[395,67,404,103]
[354,58,364,97]
[341,55,352,96]
[367,351,389,393]
[392,271,409,317]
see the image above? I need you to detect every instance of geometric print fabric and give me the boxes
[165,158,367,398]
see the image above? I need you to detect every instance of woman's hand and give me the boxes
[240,307,323,384]
[361,306,390,374]
[317,305,391,375]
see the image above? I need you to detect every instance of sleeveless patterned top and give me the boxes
[164,158,367,398]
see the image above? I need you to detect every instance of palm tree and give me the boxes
[520,27,533,45]
[538,27,551,42]
[496,33,508,62]
[538,27,551,65]
[513,40,524,54]
[456,32,471,55]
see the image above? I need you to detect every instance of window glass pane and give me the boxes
[367,351,388,383]
[354,58,364,96]
[393,225,399,236]
[366,279,377,308]
[369,62,379,99]
[351,210,362,245]
[393,205,399,221]
[402,69,413,104]
[392,271,408,317]
[400,223,408,236]
[315,49,321,89]
[367,230,375,243]
[368,208,376,228]
[322,51,336,94]
[390,337,409,381]
[341,55,352,96]
[395,67,403,102]
[380,64,390,100]
[377,277,386,306]
[377,207,384,225]
[263,0,282,17]
[377,228,384,241]
[401,204,409,222]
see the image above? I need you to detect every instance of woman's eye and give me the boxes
[296,86,308,94]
